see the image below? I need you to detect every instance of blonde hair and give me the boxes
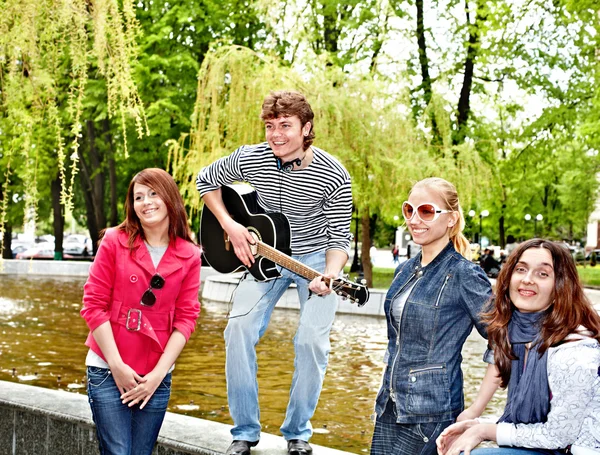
[410,177,471,260]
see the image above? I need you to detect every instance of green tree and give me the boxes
[0,0,148,257]
[171,45,487,287]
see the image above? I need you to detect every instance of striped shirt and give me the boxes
[196,142,353,255]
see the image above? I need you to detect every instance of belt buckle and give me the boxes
[126,308,142,331]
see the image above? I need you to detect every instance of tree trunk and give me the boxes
[88,120,106,230]
[103,118,118,226]
[0,182,12,258]
[453,0,487,146]
[360,209,373,288]
[78,120,106,254]
[414,0,442,146]
[2,223,12,259]
[51,176,64,259]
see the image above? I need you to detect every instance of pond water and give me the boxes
[0,275,505,453]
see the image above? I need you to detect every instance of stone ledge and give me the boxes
[0,380,353,455]
[201,274,387,317]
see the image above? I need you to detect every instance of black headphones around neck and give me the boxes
[275,156,302,172]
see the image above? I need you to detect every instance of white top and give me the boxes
[496,335,600,452]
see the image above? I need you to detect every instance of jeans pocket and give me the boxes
[417,421,440,443]
[87,367,112,388]
[160,373,172,391]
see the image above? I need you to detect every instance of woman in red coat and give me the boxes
[81,168,201,455]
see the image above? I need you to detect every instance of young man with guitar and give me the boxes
[196,90,354,455]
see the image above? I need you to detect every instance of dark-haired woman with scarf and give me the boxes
[437,239,600,455]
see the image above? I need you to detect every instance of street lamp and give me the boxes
[535,214,543,237]
[350,207,362,273]
[524,213,532,239]
[479,210,489,247]
[468,210,476,243]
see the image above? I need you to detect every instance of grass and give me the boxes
[346,264,600,290]
[344,266,397,289]
[577,265,600,287]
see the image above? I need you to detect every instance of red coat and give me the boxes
[81,228,201,375]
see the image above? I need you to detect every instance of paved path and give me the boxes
[586,288,600,310]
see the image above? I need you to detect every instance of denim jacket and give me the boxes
[375,241,492,423]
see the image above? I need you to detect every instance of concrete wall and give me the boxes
[0,259,219,282]
[0,381,352,455]
[201,274,388,317]
[0,259,388,316]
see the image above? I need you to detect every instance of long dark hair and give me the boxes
[113,168,194,250]
[482,238,600,387]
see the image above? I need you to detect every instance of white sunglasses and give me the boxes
[402,201,453,223]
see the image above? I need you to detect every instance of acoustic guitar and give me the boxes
[200,185,369,306]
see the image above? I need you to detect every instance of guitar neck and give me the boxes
[256,242,323,282]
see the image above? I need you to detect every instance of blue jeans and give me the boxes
[87,367,172,455]
[370,399,452,455]
[224,250,338,442]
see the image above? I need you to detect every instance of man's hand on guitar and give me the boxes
[223,219,256,268]
[309,273,336,296]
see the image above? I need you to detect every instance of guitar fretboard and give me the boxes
[256,242,328,284]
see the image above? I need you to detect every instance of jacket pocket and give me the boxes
[406,364,451,415]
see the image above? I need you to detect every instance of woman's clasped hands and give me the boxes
[112,361,162,409]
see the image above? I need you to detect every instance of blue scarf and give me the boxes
[498,310,550,425]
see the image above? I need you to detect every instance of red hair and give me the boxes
[482,238,600,387]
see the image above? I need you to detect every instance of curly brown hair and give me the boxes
[260,90,315,150]
[482,238,600,387]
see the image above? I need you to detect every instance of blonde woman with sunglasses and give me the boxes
[370,177,493,455]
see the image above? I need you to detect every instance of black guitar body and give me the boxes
[200,185,292,281]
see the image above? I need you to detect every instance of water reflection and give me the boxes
[0,275,505,453]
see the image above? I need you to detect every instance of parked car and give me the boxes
[11,241,34,258]
[16,243,55,259]
[63,234,93,256]
[586,249,600,261]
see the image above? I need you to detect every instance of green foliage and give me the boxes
[1,0,598,255]
[0,0,148,259]
[170,45,489,229]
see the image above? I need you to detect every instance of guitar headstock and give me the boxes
[332,277,370,306]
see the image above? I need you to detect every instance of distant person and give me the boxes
[370,244,378,266]
[437,239,600,455]
[370,177,492,455]
[392,245,399,264]
[405,239,421,260]
[80,168,202,455]
[499,249,507,264]
[505,235,518,255]
[481,248,501,278]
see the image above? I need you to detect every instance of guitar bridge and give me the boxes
[224,233,230,251]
